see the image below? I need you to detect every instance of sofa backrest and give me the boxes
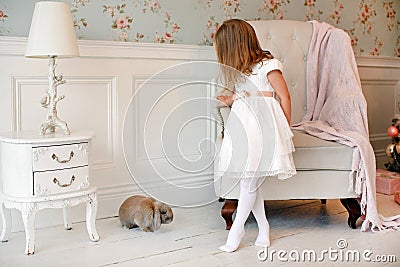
[248,20,312,124]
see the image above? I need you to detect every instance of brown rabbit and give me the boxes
[118,195,173,232]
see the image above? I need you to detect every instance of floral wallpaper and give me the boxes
[0,0,399,57]
[0,4,9,36]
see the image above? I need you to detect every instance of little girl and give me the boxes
[214,19,296,252]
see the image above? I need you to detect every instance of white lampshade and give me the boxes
[25,1,79,58]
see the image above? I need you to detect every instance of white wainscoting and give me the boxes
[0,37,399,233]
[0,37,218,232]
[357,57,400,168]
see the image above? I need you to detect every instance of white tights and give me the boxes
[219,177,270,253]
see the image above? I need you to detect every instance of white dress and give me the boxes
[217,58,296,180]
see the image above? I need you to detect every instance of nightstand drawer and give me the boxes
[33,143,88,171]
[34,166,89,196]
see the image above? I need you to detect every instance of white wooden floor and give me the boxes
[1,194,400,267]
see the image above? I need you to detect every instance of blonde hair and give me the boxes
[214,19,273,90]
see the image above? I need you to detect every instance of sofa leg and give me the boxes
[221,199,238,230]
[340,198,361,229]
[320,199,327,204]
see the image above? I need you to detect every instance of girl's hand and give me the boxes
[217,94,235,106]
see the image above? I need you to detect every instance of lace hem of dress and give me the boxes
[216,153,297,180]
[217,132,296,178]
[216,168,297,180]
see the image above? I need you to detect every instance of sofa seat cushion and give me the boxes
[292,130,353,171]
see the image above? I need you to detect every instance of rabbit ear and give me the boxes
[152,202,161,231]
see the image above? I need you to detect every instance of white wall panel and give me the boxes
[0,37,218,232]
[11,76,117,168]
[358,58,400,169]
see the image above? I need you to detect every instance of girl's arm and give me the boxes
[267,70,291,124]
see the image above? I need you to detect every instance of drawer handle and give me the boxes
[52,151,74,163]
[53,175,76,187]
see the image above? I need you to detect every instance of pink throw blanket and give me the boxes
[292,21,400,231]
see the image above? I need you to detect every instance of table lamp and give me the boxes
[25,1,79,135]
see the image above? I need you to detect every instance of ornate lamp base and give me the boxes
[40,117,70,135]
[40,56,70,135]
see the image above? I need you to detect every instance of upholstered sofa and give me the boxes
[214,20,361,230]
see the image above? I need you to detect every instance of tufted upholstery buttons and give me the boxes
[247,20,312,124]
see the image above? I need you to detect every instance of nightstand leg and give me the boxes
[21,203,37,255]
[63,207,72,230]
[86,193,99,242]
[0,201,11,242]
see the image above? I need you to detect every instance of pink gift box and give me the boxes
[376,169,400,195]
[395,192,400,205]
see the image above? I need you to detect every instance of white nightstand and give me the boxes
[0,131,99,255]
